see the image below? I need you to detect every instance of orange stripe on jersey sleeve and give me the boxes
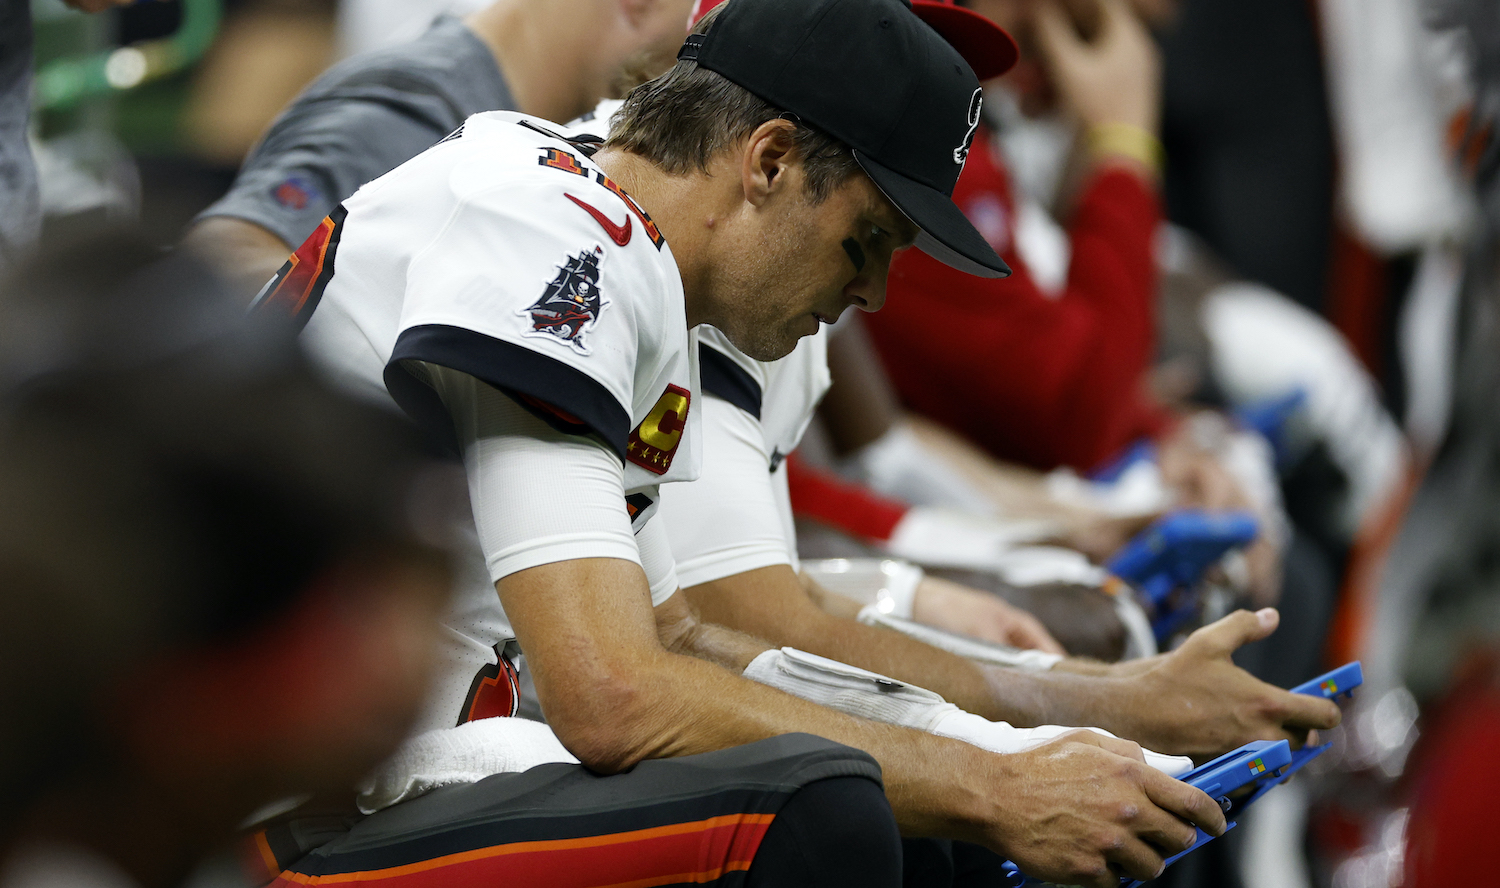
[273,812,775,887]
[254,207,347,327]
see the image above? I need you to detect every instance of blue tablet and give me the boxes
[1000,662,1363,886]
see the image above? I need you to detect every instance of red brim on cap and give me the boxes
[910,1,1018,81]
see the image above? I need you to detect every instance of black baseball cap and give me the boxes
[680,0,1011,278]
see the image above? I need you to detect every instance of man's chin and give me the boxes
[719,325,801,363]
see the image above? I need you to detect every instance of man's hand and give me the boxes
[912,575,1066,655]
[1032,0,1161,133]
[1098,609,1342,760]
[985,730,1225,887]
[1157,419,1285,605]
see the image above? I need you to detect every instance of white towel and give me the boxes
[358,717,579,813]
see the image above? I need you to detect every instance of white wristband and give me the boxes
[742,647,1190,776]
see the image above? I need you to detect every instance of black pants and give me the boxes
[257,733,901,888]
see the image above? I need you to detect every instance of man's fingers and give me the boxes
[1064,728,1148,763]
[1107,836,1169,883]
[1135,813,1200,857]
[1015,614,1068,655]
[1096,0,1148,43]
[1276,689,1344,732]
[1184,608,1278,656]
[1032,0,1084,67]
[1141,768,1227,837]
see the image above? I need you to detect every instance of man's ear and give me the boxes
[741,119,800,208]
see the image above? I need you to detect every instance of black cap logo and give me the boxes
[954,89,983,166]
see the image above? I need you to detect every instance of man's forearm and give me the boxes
[504,557,989,840]
[687,565,1120,726]
[627,639,997,841]
[653,589,771,671]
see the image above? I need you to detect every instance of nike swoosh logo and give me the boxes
[566,193,632,246]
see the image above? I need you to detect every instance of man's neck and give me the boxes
[592,147,725,330]
[465,1,609,126]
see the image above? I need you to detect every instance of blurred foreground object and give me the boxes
[1305,1,1500,883]
[0,233,452,887]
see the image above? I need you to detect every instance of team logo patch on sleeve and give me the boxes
[271,175,319,211]
[626,385,691,475]
[520,246,608,354]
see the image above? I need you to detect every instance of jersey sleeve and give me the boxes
[697,328,767,419]
[426,363,658,585]
[634,512,682,606]
[383,166,676,461]
[657,396,795,588]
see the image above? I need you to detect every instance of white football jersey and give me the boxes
[255,110,700,732]
[660,326,830,586]
[697,326,829,474]
[569,97,830,585]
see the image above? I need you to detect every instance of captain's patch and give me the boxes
[627,385,691,475]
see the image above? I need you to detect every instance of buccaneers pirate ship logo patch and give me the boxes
[521,246,608,354]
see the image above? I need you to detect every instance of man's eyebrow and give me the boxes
[888,217,920,249]
[871,202,920,248]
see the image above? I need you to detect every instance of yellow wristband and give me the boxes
[1086,122,1164,176]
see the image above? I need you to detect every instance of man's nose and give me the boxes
[846,269,888,313]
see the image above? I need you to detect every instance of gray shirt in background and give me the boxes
[197,15,514,249]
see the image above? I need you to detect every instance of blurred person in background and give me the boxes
[861,0,1175,478]
[334,0,489,58]
[1352,2,1500,884]
[810,0,1289,614]
[183,0,695,295]
[0,235,452,888]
